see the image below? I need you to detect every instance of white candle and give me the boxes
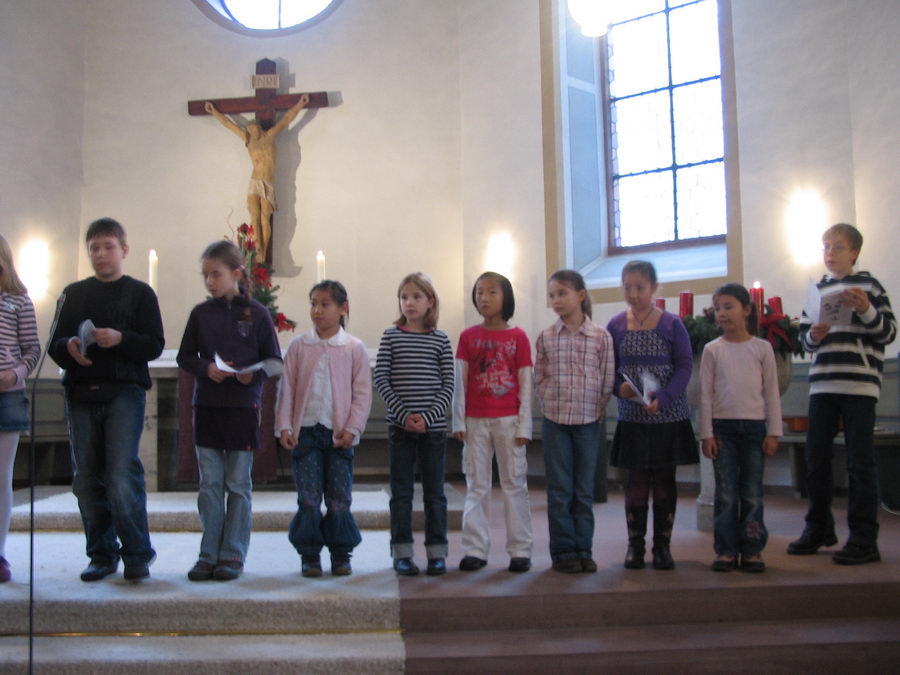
[316,250,325,282]
[148,250,158,293]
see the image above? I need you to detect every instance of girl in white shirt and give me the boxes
[700,283,782,573]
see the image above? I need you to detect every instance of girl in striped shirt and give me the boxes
[535,270,614,573]
[0,235,41,582]
[375,273,454,576]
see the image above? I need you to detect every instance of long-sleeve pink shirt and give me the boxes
[274,327,372,445]
[699,336,782,439]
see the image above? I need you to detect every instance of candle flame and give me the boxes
[753,281,761,289]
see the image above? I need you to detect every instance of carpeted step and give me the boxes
[10,484,464,532]
[404,618,900,673]
[0,633,404,674]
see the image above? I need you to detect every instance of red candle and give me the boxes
[679,291,694,318]
[654,298,666,310]
[768,296,783,315]
[750,283,765,320]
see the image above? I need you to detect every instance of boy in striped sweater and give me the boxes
[788,224,896,565]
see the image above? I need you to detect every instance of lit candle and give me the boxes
[148,250,158,293]
[679,291,694,318]
[750,281,765,319]
[768,296,783,315]
[316,250,326,282]
[654,298,666,310]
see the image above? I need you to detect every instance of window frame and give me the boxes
[190,0,342,37]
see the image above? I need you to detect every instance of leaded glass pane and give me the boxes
[608,0,665,24]
[670,0,721,84]
[225,0,279,28]
[616,172,675,246]
[668,0,696,8]
[612,91,672,175]
[608,14,668,98]
[281,0,334,27]
[676,162,726,239]
[673,80,723,164]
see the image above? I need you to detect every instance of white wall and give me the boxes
[0,0,85,344]
[79,0,463,349]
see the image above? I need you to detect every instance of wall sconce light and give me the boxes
[485,232,516,282]
[785,188,828,266]
[19,239,50,300]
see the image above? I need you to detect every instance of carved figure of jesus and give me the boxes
[204,94,309,257]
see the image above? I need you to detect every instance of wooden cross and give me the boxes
[188,58,329,263]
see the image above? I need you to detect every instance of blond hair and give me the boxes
[395,272,440,330]
[0,235,27,294]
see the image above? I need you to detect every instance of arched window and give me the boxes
[192,0,340,35]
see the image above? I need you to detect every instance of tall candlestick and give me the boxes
[316,250,326,283]
[750,281,765,321]
[654,298,666,310]
[768,296,783,315]
[679,291,694,318]
[148,250,158,294]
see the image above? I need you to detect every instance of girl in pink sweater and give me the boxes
[275,281,372,577]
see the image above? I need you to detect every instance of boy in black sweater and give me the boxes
[50,218,164,581]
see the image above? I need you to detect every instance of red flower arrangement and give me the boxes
[230,224,296,333]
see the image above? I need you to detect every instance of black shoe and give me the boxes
[740,556,766,573]
[426,558,446,576]
[624,545,645,570]
[711,557,737,572]
[393,558,420,576]
[213,560,244,581]
[301,556,322,578]
[787,530,838,555]
[80,560,118,582]
[552,558,582,574]
[123,554,154,582]
[652,542,675,570]
[331,558,352,576]
[459,556,487,571]
[580,558,598,573]
[832,543,881,565]
[508,557,531,573]
[187,560,215,581]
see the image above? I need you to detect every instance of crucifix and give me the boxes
[188,58,330,264]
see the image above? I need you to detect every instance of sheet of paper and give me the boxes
[78,319,96,356]
[621,370,653,406]
[804,279,821,324]
[214,353,279,375]
[819,284,853,326]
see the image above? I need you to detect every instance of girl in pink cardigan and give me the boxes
[275,280,372,577]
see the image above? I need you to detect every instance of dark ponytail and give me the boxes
[713,282,757,334]
[310,280,349,327]
[202,240,250,298]
[549,269,592,318]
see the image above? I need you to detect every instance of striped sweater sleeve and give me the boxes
[1,293,41,387]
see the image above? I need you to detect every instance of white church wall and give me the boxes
[79,0,463,349]
[0,0,85,344]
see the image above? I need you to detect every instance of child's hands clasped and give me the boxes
[404,413,426,433]
[280,430,297,449]
[702,437,719,460]
[762,435,779,456]
[334,430,356,448]
[207,362,232,383]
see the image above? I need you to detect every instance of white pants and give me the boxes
[0,432,20,558]
[461,416,533,558]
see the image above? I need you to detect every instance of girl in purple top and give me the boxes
[177,240,282,582]
[607,261,697,571]
[0,235,40,583]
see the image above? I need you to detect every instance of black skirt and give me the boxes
[610,419,698,470]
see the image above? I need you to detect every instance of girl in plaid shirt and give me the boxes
[535,270,614,573]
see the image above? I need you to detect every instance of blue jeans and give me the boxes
[804,393,878,546]
[712,419,768,557]
[65,385,155,566]
[288,424,362,558]
[542,418,600,561]
[196,446,253,564]
[388,425,448,560]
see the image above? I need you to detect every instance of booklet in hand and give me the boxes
[620,370,660,407]
[805,279,853,326]
[214,353,282,378]
[78,319,97,356]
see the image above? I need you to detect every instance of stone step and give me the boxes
[0,633,404,674]
[11,484,464,532]
[404,618,900,673]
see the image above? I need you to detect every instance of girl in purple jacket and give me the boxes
[177,241,282,582]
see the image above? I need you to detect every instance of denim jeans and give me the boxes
[196,446,253,564]
[712,419,768,557]
[288,424,362,558]
[542,418,600,561]
[388,425,448,560]
[804,393,878,546]
[65,384,155,566]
